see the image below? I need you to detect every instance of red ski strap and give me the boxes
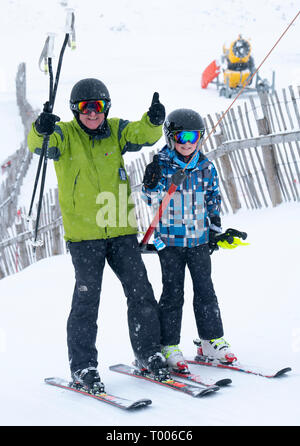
[141,182,178,245]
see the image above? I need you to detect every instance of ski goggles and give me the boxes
[72,99,110,114]
[172,130,204,145]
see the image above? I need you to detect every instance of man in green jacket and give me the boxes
[28,78,170,392]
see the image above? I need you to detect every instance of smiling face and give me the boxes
[79,110,105,130]
[174,141,198,157]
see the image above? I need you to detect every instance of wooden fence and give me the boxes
[0,78,299,279]
[0,189,65,278]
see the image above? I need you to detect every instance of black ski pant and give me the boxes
[158,243,224,345]
[67,235,161,373]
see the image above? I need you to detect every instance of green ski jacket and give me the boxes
[27,113,162,242]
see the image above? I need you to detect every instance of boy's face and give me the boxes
[175,141,198,157]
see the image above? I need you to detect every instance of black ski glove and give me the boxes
[147,92,165,126]
[208,216,222,253]
[35,112,60,136]
[34,146,61,161]
[143,155,162,189]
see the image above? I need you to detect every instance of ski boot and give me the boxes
[71,367,105,394]
[135,352,170,381]
[194,338,237,364]
[161,345,189,373]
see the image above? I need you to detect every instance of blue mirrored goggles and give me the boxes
[172,130,204,145]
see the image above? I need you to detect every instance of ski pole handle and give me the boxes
[65,8,76,49]
[65,8,75,33]
[46,33,56,58]
[38,33,56,73]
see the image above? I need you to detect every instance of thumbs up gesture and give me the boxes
[147,92,165,125]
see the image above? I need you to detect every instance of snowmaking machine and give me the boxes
[201,35,275,98]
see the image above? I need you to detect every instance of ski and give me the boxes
[109,364,219,397]
[45,377,152,410]
[170,370,232,387]
[187,355,292,378]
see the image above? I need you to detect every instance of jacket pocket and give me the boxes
[72,169,80,209]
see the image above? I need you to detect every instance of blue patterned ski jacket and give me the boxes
[142,145,221,248]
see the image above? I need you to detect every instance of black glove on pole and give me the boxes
[35,111,60,136]
[34,146,61,161]
[147,92,165,125]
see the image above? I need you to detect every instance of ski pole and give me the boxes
[30,27,71,223]
[28,34,56,221]
[29,10,75,249]
[33,33,70,245]
[140,10,300,249]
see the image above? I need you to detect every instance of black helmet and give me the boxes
[163,108,205,150]
[70,78,111,116]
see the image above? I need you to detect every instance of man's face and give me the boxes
[79,110,105,130]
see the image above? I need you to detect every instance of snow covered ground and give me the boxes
[0,0,299,427]
[0,203,299,426]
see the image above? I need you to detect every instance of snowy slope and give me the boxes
[0,203,299,426]
[0,0,299,426]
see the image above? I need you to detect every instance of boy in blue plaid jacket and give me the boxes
[142,108,237,373]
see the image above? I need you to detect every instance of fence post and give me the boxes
[0,251,5,279]
[214,130,241,213]
[16,62,39,137]
[256,117,283,206]
[256,92,283,207]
